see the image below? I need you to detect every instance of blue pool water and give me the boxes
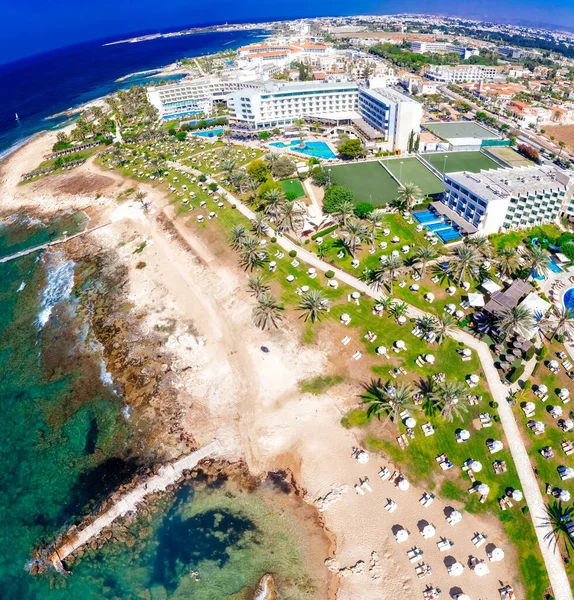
[269,140,336,159]
[413,210,461,243]
[192,128,224,138]
[532,257,563,280]
[564,287,574,311]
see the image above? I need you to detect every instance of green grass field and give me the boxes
[486,146,533,167]
[280,178,305,199]
[421,151,501,174]
[381,157,445,195]
[328,161,399,205]
[424,121,501,140]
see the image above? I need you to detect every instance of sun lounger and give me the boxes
[290,259,299,267]
[411,326,423,337]
[563,360,573,370]
[431,276,440,284]
[407,548,423,563]
[472,533,486,548]
[379,467,391,481]
[397,436,406,450]
[416,563,432,578]
[385,499,397,513]
[421,423,434,436]
[352,351,362,360]
[361,478,373,492]
[355,484,365,496]
[341,336,351,345]
[493,460,507,474]
[437,539,453,551]
[420,492,435,507]
[498,498,507,511]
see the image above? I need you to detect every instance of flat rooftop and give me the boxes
[237,81,359,97]
[424,121,501,141]
[363,86,420,104]
[446,164,572,202]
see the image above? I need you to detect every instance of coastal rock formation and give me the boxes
[253,574,278,600]
[324,558,365,577]
[315,484,348,511]
[369,551,384,582]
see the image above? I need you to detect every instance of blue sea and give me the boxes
[0,27,268,157]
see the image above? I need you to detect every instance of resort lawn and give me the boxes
[328,161,399,205]
[489,224,564,251]
[423,121,501,140]
[381,156,445,196]
[280,178,305,199]
[421,151,501,174]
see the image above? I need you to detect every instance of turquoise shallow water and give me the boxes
[0,214,319,599]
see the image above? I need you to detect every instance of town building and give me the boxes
[424,65,505,84]
[410,40,479,60]
[440,165,574,235]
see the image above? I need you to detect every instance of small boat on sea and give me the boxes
[15,113,19,121]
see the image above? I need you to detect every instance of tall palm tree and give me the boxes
[261,188,284,218]
[265,152,280,168]
[222,159,237,179]
[341,218,365,258]
[395,182,424,211]
[250,213,269,239]
[497,305,535,339]
[376,296,396,317]
[362,379,416,423]
[252,292,284,330]
[414,245,438,278]
[391,301,409,319]
[430,379,469,422]
[540,305,574,341]
[239,236,268,272]
[297,289,329,323]
[276,201,303,235]
[223,126,232,146]
[540,501,574,555]
[418,315,437,335]
[229,224,248,250]
[245,177,260,197]
[372,254,403,294]
[466,235,494,259]
[435,313,456,344]
[365,212,383,249]
[496,246,520,277]
[449,244,481,284]
[230,169,246,191]
[247,272,270,297]
[527,245,550,279]
[333,200,356,226]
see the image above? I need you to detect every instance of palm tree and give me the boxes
[230,169,246,192]
[496,247,520,277]
[435,313,456,344]
[245,177,260,198]
[497,305,535,339]
[418,315,437,335]
[261,188,284,218]
[527,245,550,279]
[391,301,409,319]
[297,289,329,323]
[362,379,416,423]
[466,235,493,259]
[223,126,232,146]
[252,292,284,330]
[239,236,267,272]
[449,244,481,284]
[372,254,403,294]
[540,305,574,341]
[341,218,365,258]
[276,201,303,235]
[265,152,280,168]
[222,159,237,179]
[540,501,574,555]
[250,213,269,239]
[229,224,248,250]
[430,379,469,422]
[376,296,396,317]
[247,272,270,297]
[333,200,356,226]
[414,245,438,278]
[395,182,424,211]
[365,212,383,249]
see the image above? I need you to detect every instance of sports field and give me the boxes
[381,157,444,195]
[424,121,501,141]
[280,178,305,199]
[421,151,501,174]
[328,161,399,205]
[486,146,533,167]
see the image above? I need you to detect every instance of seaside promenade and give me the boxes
[211,176,574,600]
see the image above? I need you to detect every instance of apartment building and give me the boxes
[425,64,504,84]
[441,165,574,235]
[410,41,479,60]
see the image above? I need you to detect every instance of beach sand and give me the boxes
[0,135,522,599]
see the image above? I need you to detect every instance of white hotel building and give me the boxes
[440,165,574,235]
[410,41,479,60]
[425,64,503,84]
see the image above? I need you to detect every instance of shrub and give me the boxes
[508,366,524,383]
[284,190,298,201]
[257,178,282,199]
[522,380,533,390]
[208,182,218,192]
[175,131,187,141]
[272,156,296,178]
[199,174,207,182]
[522,506,530,515]
[325,270,335,278]
[304,239,310,244]
[271,237,277,243]
[231,204,237,209]
[323,185,354,213]
[311,224,338,240]
[493,415,501,423]
[311,166,330,187]
[538,346,548,360]
[524,346,535,361]
[136,261,146,269]
[354,201,375,218]
[532,362,540,375]
[490,401,499,409]
[338,138,365,159]
[247,159,269,183]
[289,250,297,258]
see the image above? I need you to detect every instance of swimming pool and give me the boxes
[269,140,336,159]
[532,257,563,280]
[192,128,224,138]
[564,287,574,311]
[413,210,461,243]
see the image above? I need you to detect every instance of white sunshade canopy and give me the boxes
[511,489,523,501]
[560,490,571,502]
[459,430,470,441]
[477,483,490,495]
[449,562,464,576]
[422,524,436,538]
[469,374,480,383]
[538,384,548,394]
[356,451,369,464]
[426,354,435,363]
[481,278,502,294]
[395,340,406,349]
[468,292,485,307]
[470,460,483,472]
[474,562,489,576]
[449,510,463,524]
[490,547,505,562]
[560,388,570,398]
[396,529,409,543]
[398,478,410,491]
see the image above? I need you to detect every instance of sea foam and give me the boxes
[37,254,75,328]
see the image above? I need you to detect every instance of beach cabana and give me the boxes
[481,278,502,294]
[448,510,462,525]
[489,547,504,562]
[422,524,436,539]
[449,562,464,576]
[395,529,409,543]
[474,562,489,576]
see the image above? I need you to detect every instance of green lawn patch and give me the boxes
[424,121,501,140]
[300,375,344,395]
[328,161,399,205]
[341,409,371,428]
[421,151,501,174]
[280,178,305,199]
[381,157,444,195]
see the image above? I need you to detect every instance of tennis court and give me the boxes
[328,161,399,205]
[381,157,444,195]
[424,121,501,141]
[280,178,305,198]
[421,151,501,174]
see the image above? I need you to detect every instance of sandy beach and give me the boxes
[0,132,522,599]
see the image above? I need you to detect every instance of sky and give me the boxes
[3,0,574,65]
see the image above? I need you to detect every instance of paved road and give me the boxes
[213,178,573,600]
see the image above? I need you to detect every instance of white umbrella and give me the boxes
[552,406,564,417]
[560,490,571,502]
[459,430,470,441]
[398,315,407,324]
[405,417,417,429]
[447,286,456,294]
[470,460,483,472]
[425,354,435,364]
[490,440,503,452]
[422,524,436,538]
[395,529,409,543]
[463,348,472,357]
[301,285,310,292]
[559,388,570,399]
[490,547,505,562]
[449,562,464,576]
[449,510,462,524]
[457,595,472,600]
[395,340,406,349]
[564,467,574,479]
[446,303,456,312]
[398,478,410,491]
[356,451,369,464]
[549,360,559,369]
[477,483,490,495]
[474,562,489,576]
[351,291,360,299]
[392,250,400,258]
[426,292,435,302]
[525,402,536,412]
[376,346,387,355]
[564,419,574,431]
[538,384,548,394]
[411,284,420,291]
[510,488,522,501]
[534,421,546,433]
[341,313,350,322]
[469,374,479,384]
